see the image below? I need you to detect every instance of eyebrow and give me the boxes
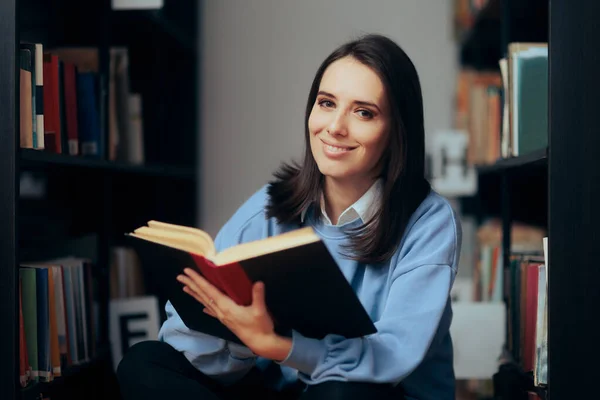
[317,90,381,113]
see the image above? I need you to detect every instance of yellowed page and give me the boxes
[213,227,320,265]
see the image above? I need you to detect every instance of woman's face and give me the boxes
[309,56,390,186]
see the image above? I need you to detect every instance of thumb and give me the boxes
[252,281,268,313]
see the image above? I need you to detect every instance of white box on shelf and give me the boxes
[450,302,506,379]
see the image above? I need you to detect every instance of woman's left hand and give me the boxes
[177,268,292,361]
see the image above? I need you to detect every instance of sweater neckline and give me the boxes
[304,206,365,239]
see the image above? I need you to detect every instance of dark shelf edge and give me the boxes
[19,148,196,179]
[20,352,109,400]
[20,346,112,400]
[476,147,548,174]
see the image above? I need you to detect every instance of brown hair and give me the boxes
[266,34,430,264]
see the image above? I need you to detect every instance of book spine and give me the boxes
[35,268,52,381]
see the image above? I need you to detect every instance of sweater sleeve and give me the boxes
[279,197,461,385]
[158,187,271,385]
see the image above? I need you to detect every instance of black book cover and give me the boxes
[127,235,377,345]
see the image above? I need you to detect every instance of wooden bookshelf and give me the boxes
[458,0,600,399]
[1,1,198,399]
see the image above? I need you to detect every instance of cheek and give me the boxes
[308,108,328,135]
[355,125,389,156]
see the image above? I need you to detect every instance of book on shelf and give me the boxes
[534,237,548,387]
[468,221,548,390]
[19,257,98,388]
[17,44,145,163]
[126,220,377,345]
[503,250,547,381]
[505,43,548,159]
[454,41,548,166]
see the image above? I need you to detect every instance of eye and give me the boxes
[318,99,335,109]
[357,109,374,119]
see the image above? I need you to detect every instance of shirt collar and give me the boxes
[300,178,384,226]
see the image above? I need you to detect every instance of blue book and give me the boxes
[34,267,51,381]
[76,72,103,158]
[62,266,79,363]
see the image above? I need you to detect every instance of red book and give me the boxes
[43,53,61,153]
[62,61,79,155]
[126,220,376,344]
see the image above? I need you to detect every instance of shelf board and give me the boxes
[19,149,196,179]
[476,148,548,174]
[20,347,111,400]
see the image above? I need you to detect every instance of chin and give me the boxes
[316,164,354,181]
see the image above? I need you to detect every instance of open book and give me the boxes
[126,221,376,344]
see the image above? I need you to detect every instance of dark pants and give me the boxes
[117,341,405,400]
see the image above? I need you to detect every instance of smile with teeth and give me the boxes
[321,139,356,153]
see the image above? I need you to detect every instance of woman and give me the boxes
[117,34,461,400]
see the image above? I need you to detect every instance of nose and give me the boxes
[326,111,348,137]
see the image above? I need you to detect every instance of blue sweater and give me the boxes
[158,185,462,400]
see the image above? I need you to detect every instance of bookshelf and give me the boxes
[0,0,198,399]
[456,0,600,399]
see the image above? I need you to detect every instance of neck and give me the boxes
[323,177,376,225]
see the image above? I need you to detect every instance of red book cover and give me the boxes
[62,61,79,155]
[43,53,61,153]
[190,254,253,306]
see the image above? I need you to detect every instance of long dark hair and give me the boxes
[266,34,430,264]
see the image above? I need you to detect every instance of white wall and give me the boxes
[198,0,458,236]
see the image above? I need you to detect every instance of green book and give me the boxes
[513,46,548,156]
[20,268,38,381]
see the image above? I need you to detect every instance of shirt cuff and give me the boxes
[227,342,256,360]
[277,330,326,375]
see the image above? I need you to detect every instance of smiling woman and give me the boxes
[308,58,389,200]
[117,34,462,400]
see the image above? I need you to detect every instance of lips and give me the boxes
[319,138,357,152]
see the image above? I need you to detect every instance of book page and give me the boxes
[132,225,215,257]
[212,227,320,266]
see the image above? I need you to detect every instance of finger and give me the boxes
[178,275,213,307]
[252,281,268,315]
[183,285,208,306]
[177,275,207,300]
[183,268,232,308]
[183,286,220,315]
[203,307,218,318]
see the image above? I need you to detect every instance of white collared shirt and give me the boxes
[301,178,383,226]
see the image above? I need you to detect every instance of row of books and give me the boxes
[472,218,546,302]
[454,42,548,166]
[19,257,98,388]
[471,220,548,388]
[18,43,144,164]
[505,248,547,387]
[110,246,146,299]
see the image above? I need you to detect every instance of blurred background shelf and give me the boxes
[476,148,547,174]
